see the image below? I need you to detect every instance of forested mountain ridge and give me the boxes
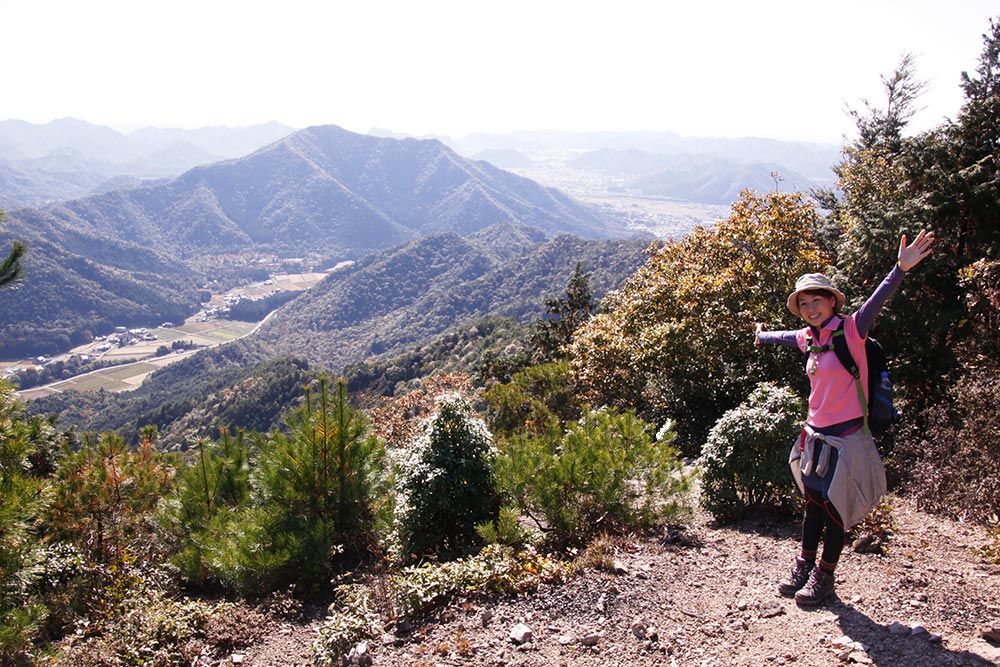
[13,124,617,261]
[0,214,200,356]
[27,229,647,445]
[256,229,649,369]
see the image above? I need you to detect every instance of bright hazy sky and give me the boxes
[1,0,996,143]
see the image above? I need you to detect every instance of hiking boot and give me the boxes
[795,567,835,606]
[777,557,815,596]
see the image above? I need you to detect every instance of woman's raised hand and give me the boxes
[898,229,935,272]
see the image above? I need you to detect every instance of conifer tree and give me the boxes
[49,430,175,566]
[532,261,597,361]
[251,377,384,587]
[0,383,54,661]
[0,210,26,289]
[161,428,252,584]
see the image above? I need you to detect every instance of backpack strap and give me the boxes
[804,332,836,355]
[829,319,871,434]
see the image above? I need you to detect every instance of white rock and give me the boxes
[347,641,373,667]
[849,650,873,664]
[760,603,785,619]
[967,638,1000,664]
[509,623,533,645]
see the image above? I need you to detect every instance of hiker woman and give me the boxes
[754,230,935,605]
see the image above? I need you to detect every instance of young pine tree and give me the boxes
[160,428,251,586]
[531,261,598,361]
[0,383,53,662]
[251,377,385,589]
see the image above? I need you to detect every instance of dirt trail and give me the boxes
[236,494,1000,667]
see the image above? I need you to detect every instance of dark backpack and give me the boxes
[807,320,898,436]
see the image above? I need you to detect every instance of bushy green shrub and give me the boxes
[496,407,690,543]
[699,382,804,522]
[483,361,580,437]
[394,395,498,559]
[160,429,251,586]
[169,505,291,596]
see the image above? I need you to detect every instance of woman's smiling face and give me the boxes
[796,290,837,326]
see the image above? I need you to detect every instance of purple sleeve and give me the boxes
[855,264,906,337]
[757,330,800,348]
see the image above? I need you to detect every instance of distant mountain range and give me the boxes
[7,125,615,259]
[450,130,840,182]
[568,148,818,204]
[0,118,296,207]
[0,124,625,357]
[1,119,840,210]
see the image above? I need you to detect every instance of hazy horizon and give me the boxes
[1,1,997,144]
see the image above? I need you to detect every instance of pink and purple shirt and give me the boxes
[759,265,907,433]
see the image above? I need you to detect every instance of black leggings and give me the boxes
[801,486,846,566]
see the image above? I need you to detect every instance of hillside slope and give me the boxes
[255,231,649,370]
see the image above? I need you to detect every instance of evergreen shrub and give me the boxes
[699,382,804,522]
[394,395,498,559]
[496,407,690,543]
[248,377,385,590]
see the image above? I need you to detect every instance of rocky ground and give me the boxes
[233,494,1000,667]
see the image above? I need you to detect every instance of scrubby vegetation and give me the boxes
[699,382,804,522]
[2,19,999,667]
